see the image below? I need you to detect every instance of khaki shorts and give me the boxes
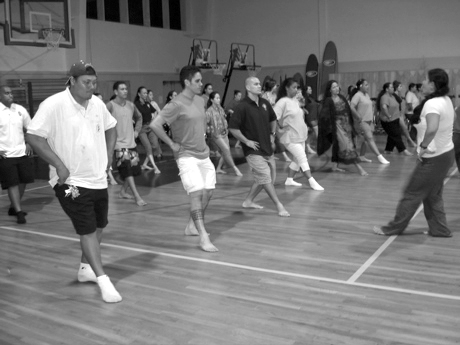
[246,154,276,185]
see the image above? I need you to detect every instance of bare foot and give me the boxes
[234,168,243,177]
[185,221,199,236]
[332,167,346,173]
[357,166,369,176]
[277,205,290,217]
[242,201,264,209]
[119,192,134,199]
[154,168,161,174]
[216,169,227,174]
[200,234,219,252]
[136,198,147,206]
[373,226,386,235]
[141,165,153,170]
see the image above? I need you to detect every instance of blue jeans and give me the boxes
[382,149,454,236]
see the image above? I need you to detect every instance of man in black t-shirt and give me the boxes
[229,77,289,217]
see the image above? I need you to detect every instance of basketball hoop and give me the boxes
[247,66,261,77]
[211,63,226,76]
[39,28,65,50]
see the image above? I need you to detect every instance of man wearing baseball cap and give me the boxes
[26,61,122,303]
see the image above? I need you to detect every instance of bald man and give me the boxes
[229,77,289,217]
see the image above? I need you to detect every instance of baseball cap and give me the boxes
[66,60,97,85]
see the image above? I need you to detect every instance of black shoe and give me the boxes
[8,208,28,216]
[16,211,27,224]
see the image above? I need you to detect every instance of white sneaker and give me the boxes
[97,275,122,303]
[359,156,372,163]
[285,178,302,187]
[77,264,97,283]
[308,177,324,191]
[377,155,390,164]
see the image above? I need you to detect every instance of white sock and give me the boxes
[285,178,302,186]
[97,275,122,303]
[77,263,97,283]
[377,154,390,164]
[308,177,324,191]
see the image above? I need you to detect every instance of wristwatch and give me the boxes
[270,132,276,136]
[420,143,428,149]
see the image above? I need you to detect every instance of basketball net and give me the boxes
[247,66,261,77]
[41,28,65,50]
[211,63,226,76]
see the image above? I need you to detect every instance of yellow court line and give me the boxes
[1,225,460,301]
[347,167,459,284]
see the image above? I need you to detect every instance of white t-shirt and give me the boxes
[405,91,419,115]
[0,103,31,157]
[27,88,117,188]
[417,96,454,158]
[351,91,373,122]
[273,97,308,145]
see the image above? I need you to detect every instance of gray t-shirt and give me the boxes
[159,93,209,159]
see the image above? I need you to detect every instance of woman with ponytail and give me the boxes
[350,79,390,164]
[374,68,455,237]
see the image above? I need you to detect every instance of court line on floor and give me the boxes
[2,225,460,301]
[0,184,49,198]
[347,167,459,284]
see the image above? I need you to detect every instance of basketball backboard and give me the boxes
[0,0,75,48]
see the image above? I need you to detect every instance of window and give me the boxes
[169,0,181,30]
[86,0,98,19]
[149,0,163,28]
[105,0,120,22]
[128,0,143,26]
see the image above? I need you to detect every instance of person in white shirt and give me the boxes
[405,83,420,141]
[350,79,390,164]
[26,61,122,303]
[273,78,324,190]
[0,86,34,224]
[374,68,455,237]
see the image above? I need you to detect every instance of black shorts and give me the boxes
[0,156,35,189]
[54,184,109,235]
[115,148,141,180]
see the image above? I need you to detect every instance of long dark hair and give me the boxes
[206,91,220,109]
[134,86,146,103]
[410,68,450,125]
[166,90,176,104]
[276,78,297,103]
[349,78,366,100]
[376,82,392,112]
[263,78,277,93]
[324,80,338,99]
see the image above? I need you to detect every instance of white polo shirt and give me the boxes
[27,88,117,189]
[0,102,31,157]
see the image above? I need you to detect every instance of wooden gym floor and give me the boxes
[1,136,459,345]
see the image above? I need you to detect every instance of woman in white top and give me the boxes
[374,68,455,237]
[350,79,390,164]
[405,83,420,141]
[262,78,291,162]
[273,78,323,191]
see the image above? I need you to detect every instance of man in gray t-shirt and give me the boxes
[151,66,218,252]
